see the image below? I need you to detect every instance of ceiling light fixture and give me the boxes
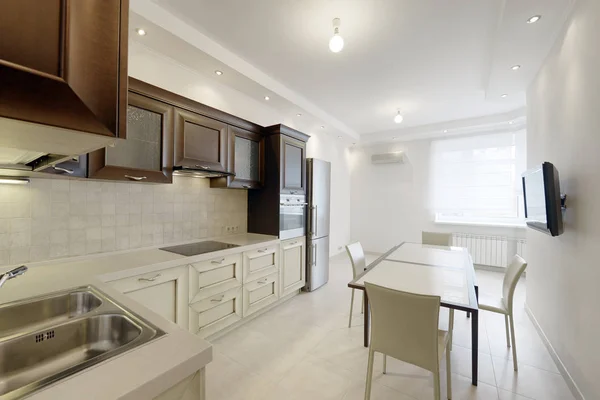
[394,109,404,124]
[511,65,521,71]
[264,96,270,101]
[392,137,397,140]
[215,70,223,76]
[527,15,542,24]
[501,94,508,98]
[136,28,146,36]
[443,130,448,133]
[329,18,344,53]
[509,121,514,125]
[338,136,342,139]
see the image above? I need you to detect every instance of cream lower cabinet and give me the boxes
[153,368,205,400]
[280,237,306,297]
[188,253,243,338]
[108,265,189,330]
[242,271,279,317]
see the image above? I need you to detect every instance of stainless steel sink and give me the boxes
[0,286,165,399]
[0,289,102,337]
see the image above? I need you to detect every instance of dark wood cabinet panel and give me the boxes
[211,126,264,189]
[87,92,174,183]
[0,0,128,139]
[280,135,306,194]
[174,109,227,171]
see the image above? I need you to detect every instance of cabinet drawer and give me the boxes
[107,266,189,330]
[242,272,279,317]
[189,254,242,303]
[280,237,306,297]
[189,286,242,338]
[243,245,278,282]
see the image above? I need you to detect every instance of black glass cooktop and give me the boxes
[160,241,239,256]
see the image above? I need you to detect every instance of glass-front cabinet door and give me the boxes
[211,126,264,189]
[87,92,174,183]
[280,135,306,194]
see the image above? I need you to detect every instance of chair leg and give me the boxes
[433,367,441,400]
[448,309,454,352]
[382,354,387,374]
[348,289,355,328]
[446,348,452,400]
[504,314,511,348]
[509,313,518,371]
[364,349,375,400]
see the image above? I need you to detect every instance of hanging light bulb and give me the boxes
[329,18,344,53]
[394,109,404,124]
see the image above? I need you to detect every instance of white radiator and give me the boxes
[452,233,526,268]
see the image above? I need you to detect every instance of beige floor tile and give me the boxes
[443,345,496,387]
[343,381,417,400]
[492,357,574,400]
[498,389,535,399]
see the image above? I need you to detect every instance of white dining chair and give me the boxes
[364,282,452,400]
[478,254,527,371]
[422,231,453,247]
[345,242,366,327]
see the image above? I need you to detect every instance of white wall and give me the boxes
[130,42,352,256]
[350,140,525,253]
[526,0,600,398]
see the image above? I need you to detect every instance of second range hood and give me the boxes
[172,165,234,178]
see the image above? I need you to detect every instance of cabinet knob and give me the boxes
[125,175,147,181]
[53,166,74,174]
[138,273,161,282]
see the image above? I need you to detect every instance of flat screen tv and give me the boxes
[522,162,563,236]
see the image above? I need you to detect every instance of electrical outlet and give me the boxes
[233,226,239,233]
[338,246,343,250]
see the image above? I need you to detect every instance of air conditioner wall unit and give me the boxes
[371,152,405,164]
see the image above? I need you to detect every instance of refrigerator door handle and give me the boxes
[310,205,318,237]
[312,243,317,266]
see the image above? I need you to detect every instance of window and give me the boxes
[430,130,526,226]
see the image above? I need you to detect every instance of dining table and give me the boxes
[348,241,480,386]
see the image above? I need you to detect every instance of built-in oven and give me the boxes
[279,194,307,240]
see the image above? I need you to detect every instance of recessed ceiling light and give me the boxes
[215,70,223,76]
[264,96,270,101]
[296,113,302,117]
[338,136,342,139]
[509,121,514,125]
[443,130,448,133]
[392,136,397,140]
[320,125,325,129]
[136,28,146,36]
[527,15,542,24]
[501,94,508,98]
[394,109,404,124]
[511,65,521,71]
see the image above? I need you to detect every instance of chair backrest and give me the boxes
[502,255,528,311]
[365,282,441,373]
[421,231,452,247]
[345,242,366,278]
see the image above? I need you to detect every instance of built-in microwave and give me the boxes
[279,194,306,240]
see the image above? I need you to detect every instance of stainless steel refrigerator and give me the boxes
[305,158,331,291]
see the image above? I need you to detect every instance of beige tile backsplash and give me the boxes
[0,176,248,266]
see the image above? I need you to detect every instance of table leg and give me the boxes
[471,286,479,386]
[363,291,370,348]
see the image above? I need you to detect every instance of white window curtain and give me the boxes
[431,130,526,225]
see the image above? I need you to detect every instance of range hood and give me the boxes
[0,147,70,174]
[172,165,235,178]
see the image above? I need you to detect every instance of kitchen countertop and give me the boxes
[0,233,279,400]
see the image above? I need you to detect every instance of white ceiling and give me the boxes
[137,0,574,140]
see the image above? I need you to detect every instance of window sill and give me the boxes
[434,220,527,229]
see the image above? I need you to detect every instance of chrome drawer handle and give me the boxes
[53,166,74,174]
[211,295,225,302]
[242,185,250,189]
[125,175,147,181]
[257,249,269,253]
[289,241,298,245]
[257,279,269,284]
[195,165,210,169]
[211,258,226,265]
[138,273,161,282]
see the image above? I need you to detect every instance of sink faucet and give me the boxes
[0,265,28,288]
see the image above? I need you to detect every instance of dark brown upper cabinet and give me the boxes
[87,89,174,183]
[211,126,264,189]
[280,135,307,194]
[0,0,129,154]
[174,109,227,172]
